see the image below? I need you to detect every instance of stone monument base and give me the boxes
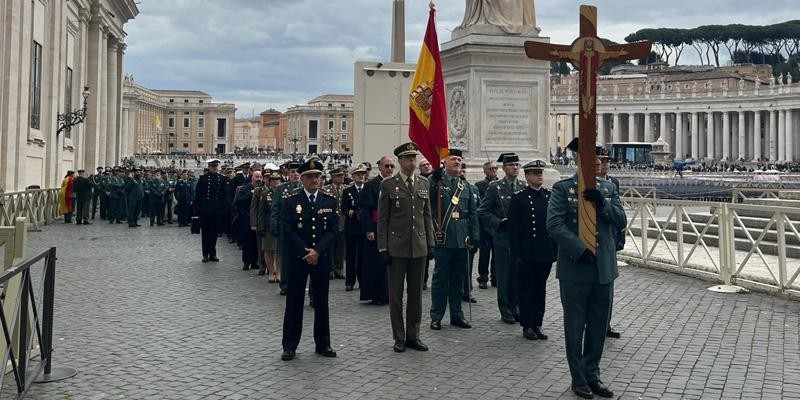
[440,33,552,183]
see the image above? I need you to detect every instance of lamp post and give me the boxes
[325,128,339,158]
[290,129,301,160]
[56,86,90,137]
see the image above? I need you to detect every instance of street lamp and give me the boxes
[325,128,339,156]
[56,86,90,137]
[290,129,301,160]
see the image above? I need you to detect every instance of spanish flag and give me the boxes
[408,4,448,168]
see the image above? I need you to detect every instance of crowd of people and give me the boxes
[59,138,627,399]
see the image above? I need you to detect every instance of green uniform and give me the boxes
[269,180,302,293]
[107,175,126,223]
[546,174,626,387]
[125,177,144,226]
[478,176,525,321]
[429,174,480,323]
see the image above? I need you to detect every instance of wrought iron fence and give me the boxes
[619,197,800,299]
[0,189,60,229]
[0,247,58,395]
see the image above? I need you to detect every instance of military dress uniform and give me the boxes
[359,173,388,303]
[125,173,144,227]
[377,143,436,352]
[250,183,269,273]
[90,169,104,220]
[234,180,259,270]
[148,176,168,226]
[428,159,480,329]
[107,171,126,223]
[341,165,367,290]
[546,140,626,397]
[194,160,226,262]
[509,160,557,340]
[474,176,497,287]
[322,170,346,279]
[478,153,525,323]
[269,164,303,294]
[280,160,338,361]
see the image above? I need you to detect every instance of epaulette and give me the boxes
[418,175,429,182]
[318,190,334,199]
[285,191,300,199]
[514,188,525,194]
[555,176,574,184]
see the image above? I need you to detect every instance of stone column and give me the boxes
[737,111,746,160]
[612,113,621,142]
[598,114,606,144]
[391,0,405,63]
[644,113,653,143]
[722,111,731,160]
[628,113,636,142]
[753,111,762,161]
[106,37,119,165]
[566,113,574,143]
[706,112,714,160]
[778,110,786,162]
[770,110,778,161]
[84,15,107,169]
[675,112,684,160]
[659,113,667,140]
[551,113,559,151]
[787,109,794,162]
[691,112,699,159]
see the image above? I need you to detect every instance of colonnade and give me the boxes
[552,109,797,162]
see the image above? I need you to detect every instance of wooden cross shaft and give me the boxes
[524,5,651,254]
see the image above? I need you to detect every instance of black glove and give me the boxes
[431,168,444,183]
[380,251,392,266]
[577,249,597,264]
[427,248,435,260]
[498,218,508,230]
[583,188,605,209]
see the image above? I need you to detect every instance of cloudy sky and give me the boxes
[124,0,795,117]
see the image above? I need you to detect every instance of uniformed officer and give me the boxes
[428,149,479,330]
[547,138,626,399]
[509,159,557,340]
[125,169,144,228]
[90,167,105,220]
[377,142,436,353]
[147,171,168,226]
[341,164,368,291]
[598,146,623,339]
[478,153,525,324]
[269,161,303,296]
[107,168,126,224]
[474,161,499,289]
[280,159,338,361]
[234,170,261,270]
[194,159,226,262]
[322,166,347,279]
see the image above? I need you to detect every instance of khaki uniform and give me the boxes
[377,173,435,342]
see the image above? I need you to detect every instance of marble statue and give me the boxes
[458,0,537,35]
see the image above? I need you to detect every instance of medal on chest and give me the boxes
[296,204,302,214]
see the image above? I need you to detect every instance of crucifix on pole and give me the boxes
[524,5,650,253]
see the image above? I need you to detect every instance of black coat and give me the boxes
[281,191,338,274]
[358,176,382,234]
[194,172,226,216]
[509,186,557,264]
[341,184,364,235]
[73,176,94,202]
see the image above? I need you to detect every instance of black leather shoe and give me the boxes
[279,289,286,296]
[606,329,621,338]
[281,350,295,361]
[315,346,337,357]
[430,320,442,330]
[501,316,516,324]
[209,257,219,262]
[588,381,613,398]
[404,338,428,351]
[242,264,250,271]
[571,384,594,399]
[478,282,488,289]
[533,326,548,340]
[345,285,354,291]
[450,318,471,329]
[258,268,266,276]
[462,295,477,303]
[202,257,209,263]
[393,340,406,353]
[490,281,497,287]
[523,327,538,340]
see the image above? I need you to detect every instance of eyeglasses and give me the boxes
[384,164,396,169]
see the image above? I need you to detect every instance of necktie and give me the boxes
[406,177,414,194]
[309,193,315,205]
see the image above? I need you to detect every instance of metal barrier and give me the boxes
[619,197,800,299]
[0,189,60,230]
[730,188,784,203]
[620,186,657,199]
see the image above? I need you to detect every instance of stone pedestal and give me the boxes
[440,33,556,183]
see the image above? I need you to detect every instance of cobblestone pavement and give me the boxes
[7,219,800,399]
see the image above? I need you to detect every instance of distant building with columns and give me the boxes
[550,63,799,162]
[284,95,354,156]
[121,77,236,155]
[233,117,260,151]
[0,0,138,191]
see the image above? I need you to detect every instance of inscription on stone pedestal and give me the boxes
[483,83,537,149]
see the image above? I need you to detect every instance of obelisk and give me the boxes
[391,0,405,62]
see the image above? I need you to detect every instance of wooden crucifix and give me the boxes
[524,5,651,254]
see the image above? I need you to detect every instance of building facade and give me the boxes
[121,77,236,155]
[550,64,800,162]
[284,95,354,156]
[0,0,138,191]
[258,109,282,151]
[233,117,260,151]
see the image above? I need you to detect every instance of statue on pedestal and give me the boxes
[455,0,538,38]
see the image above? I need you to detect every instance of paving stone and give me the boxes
[2,220,797,399]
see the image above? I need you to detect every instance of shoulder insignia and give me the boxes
[418,175,429,182]
[514,188,524,194]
